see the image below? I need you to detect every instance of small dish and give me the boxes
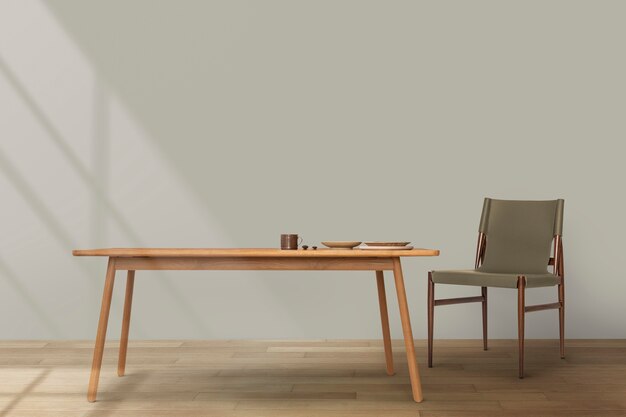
[321,241,362,249]
[360,245,414,250]
[363,241,411,247]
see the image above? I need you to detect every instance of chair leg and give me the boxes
[427,272,434,368]
[559,282,565,359]
[481,286,488,351]
[517,276,526,379]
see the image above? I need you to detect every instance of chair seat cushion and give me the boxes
[431,269,560,289]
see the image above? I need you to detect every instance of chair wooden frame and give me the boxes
[427,232,565,378]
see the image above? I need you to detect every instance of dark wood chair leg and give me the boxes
[517,276,526,379]
[481,286,488,351]
[427,272,434,368]
[559,282,565,359]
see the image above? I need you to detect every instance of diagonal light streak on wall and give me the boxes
[0,55,219,336]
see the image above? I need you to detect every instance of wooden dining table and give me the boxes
[72,247,440,403]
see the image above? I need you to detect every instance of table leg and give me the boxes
[375,271,395,376]
[118,270,135,377]
[88,257,116,402]
[392,257,423,403]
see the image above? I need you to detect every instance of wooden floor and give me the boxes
[1,340,625,417]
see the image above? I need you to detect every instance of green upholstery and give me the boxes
[431,270,560,289]
[554,199,564,236]
[433,198,564,289]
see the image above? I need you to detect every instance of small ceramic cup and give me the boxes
[280,234,302,250]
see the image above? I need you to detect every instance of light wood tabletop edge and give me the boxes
[72,248,440,258]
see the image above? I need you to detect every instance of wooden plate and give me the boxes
[360,245,414,250]
[363,241,411,247]
[321,241,362,249]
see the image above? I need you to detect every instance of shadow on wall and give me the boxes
[12,0,623,339]
[0,56,142,245]
[39,1,444,337]
[43,1,430,244]
[0,53,218,337]
[0,257,62,337]
[3,0,333,339]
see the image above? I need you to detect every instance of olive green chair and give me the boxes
[428,198,565,378]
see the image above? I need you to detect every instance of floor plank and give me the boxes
[0,339,624,417]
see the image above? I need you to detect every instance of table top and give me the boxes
[72,248,440,258]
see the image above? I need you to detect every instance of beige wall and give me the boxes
[1,0,624,339]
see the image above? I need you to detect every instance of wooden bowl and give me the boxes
[321,241,362,249]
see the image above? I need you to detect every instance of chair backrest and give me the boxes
[477,198,564,274]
